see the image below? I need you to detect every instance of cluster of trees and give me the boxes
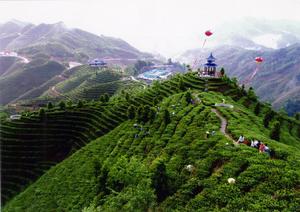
[127,105,156,123]
[124,60,155,76]
[100,93,110,102]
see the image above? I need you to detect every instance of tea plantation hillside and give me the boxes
[40,65,143,102]
[1,72,300,211]
[0,59,65,104]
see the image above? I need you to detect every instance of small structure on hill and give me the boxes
[198,53,218,77]
[88,59,107,68]
[204,53,217,76]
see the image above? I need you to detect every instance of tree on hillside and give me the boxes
[67,100,73,108]
[127,105,136,120]
[254,102,261,115]
[179,78,185,91]
[220,67,225,76]
[263,110,275,128]
[163,109,171,125]
[99,95,105,102]
[185,91,192,104]
[270,121,281,141]
[247,87,257,101]
[152,161,169,202]
[137,106,144,123]
[149,107,156,123]
[133,60,154,75]
[295,112,300,121]
[47,102,53,109]
[77,100,83,108]
[186,65,192,72]
[104,93,109,102]
[39,108,45,119]
[58,101,66,110]
[142,105,151,123]
[125,92,130,101]
[240,84,247,96]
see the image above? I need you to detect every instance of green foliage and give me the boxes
[38,108,45,118]
[247,87,257,102]
[58,101,66,110]
[125,92,130,101]
[136,106,144,123]
[99,95,105,102]
[149,107,156,123]
[179,78,185,91]
[295,112,300,121]
[47,101,54,109]
[67,100,73,107]
[151,160,169,202]
[185,91,192,104]
[162,109,171,125]
[220,67,225,76]
[77,100,84,108]
[104,93,110,102]
[270,121,281,141]
[133,60,154,75]
[0,60,65,104]
[2,73,300,212]
[263,110,275,128]
[254,102,261,115]
[127,105,135,119]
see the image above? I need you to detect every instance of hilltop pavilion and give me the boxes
[202,53,217,77]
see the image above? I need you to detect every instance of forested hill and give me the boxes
[1,72,300,211]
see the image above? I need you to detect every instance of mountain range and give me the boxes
[0,20,152,62]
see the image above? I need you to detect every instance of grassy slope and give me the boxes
[3,74,300,211]
[0,60,65,104]
[0,57,22,77]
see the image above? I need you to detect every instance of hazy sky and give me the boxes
[1,0,300,57]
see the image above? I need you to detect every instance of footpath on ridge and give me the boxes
[211,108,236,144]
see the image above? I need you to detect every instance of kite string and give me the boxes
[249,66,259,81]
[202,39,207,48]
[192,38,208,69]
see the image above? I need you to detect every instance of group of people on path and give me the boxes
[237,135,273,157]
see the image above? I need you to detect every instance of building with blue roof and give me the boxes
[88,59,107,68]
[203,53,217,76]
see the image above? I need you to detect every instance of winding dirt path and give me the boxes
[211,108,236,144]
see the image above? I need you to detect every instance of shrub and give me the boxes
[149,107,156,123]
[185,91,192,104]
[77,100,83,108]
[39,108,45,118]
[263,110,275,128]
[104,93,110,102]
[47,102,53,109]
[179,79,185,91]
[220,68,225,76]
[58,101,66,110]
[151,161,169,202]
[294,112,300,121]
[163,109,171,125]
[127,105,136,119]
[270,121,281,141]
[254,102,261,115]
